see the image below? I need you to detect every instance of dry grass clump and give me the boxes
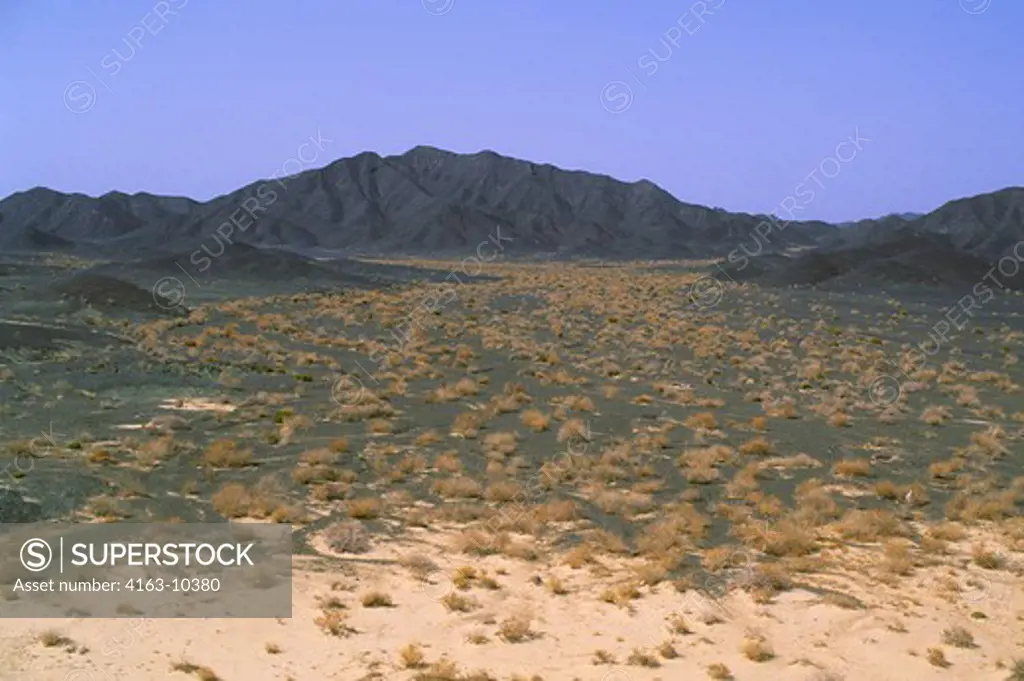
[434,476,484,499]
[210,478,288,519]
[413,658,461,681]
[497,614,535,643]
[929,457,964,479]
[684,412,719,430]
[485,479,524,503]
[946,489,1018,522]
[928,522,967,541]
[765,398,799,419]
[667,612,693,635]
[414,430,442,446]
[753,518,817,557]
[441,591,479,613]
[832,458,872,478]
[202,439,252,468]
[534,498,577,523]
[519,409,550,432]
[482,431,519,457]
[170,661,223,681]
[971,543,1004,569]
[38,629,72,648]
[451,411,483,438]
[453,528,508,556]
[626,648,661,667]
[658,641,680,659]
[454,377,480,396]
[434,451,462,473]
[971,427,1009,456]
[739,635,775,662]
[835,508,908,541]
[301,447,337,466]
[323,520,371,554]
[941,625,976,648]
[707,662,733,679]
[345,497,382,519]
[927,646,950,668]
[921,405,952,425]
[827,411,851,427]
[599,580,642,607]
[556,418,590,444]
[314,608,356,638]
[399,643,427,669]
[738,436,773,456]
[880,540,915,576]
[361,590,395,608]
[546,575,569,595]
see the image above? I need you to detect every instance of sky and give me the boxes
[1,0,1021,223]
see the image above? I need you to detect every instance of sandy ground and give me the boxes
[1,525,1021,681]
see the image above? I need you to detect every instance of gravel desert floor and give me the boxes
[1,255,1022,680]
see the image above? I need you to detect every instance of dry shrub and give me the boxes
[971,543,1004,569]
[346,497,382,519]
[323,520,371,554]
[361,591,394,608]
[451,411,483,438]
[881,540,914,576]
[832,458,872,478]
[441,591,479,613]
[520,409,550,432]
[482,431,518,456]
[485,480,524,503]
[434,476,483,499]
[399,643,426,669]
[414,430,442,446]
[941,625,975,648]
[921,405,952,426]
[738,437,773,456]
[203,439,252,468]
[740,635,774,662]
[926,647,950,668]
[454,528,508,556]
[828,412,851,427]
[314,609,356,637]
[600,580,642,606]
[626,648,661,667]
[707,662,733,679]
[836,508,909,541]
[556,418,590,444]
[211,483,253,518]
[764,521,817,557]
[684,412,718,430]
[667,613,692,635]
[534,498,577,523]
[497,614,534,642]
[434,452,462,473]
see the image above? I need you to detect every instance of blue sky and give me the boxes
[1,0,1021,222]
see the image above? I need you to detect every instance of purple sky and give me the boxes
[1,0,1021,223]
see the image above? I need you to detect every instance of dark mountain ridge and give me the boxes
[1,147,836,259]
[1,148,1020,280]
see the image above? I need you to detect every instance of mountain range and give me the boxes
[1,146,1021,287]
